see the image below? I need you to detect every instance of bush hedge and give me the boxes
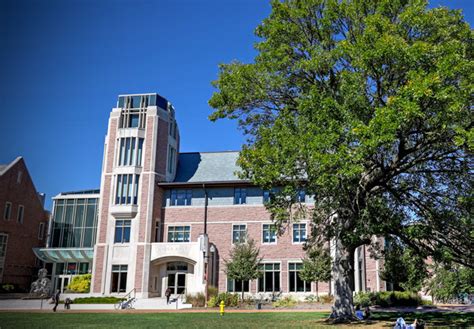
[208,292,240,307]
[354,291,422,307]
[67,274,91,293]
[71,297,125,304]
[185,293,206,307]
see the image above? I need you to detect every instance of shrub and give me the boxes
[208,296,218,307]
[72,297,125,304]
[185,293,206,307]
[319,294,334,304]
[67,274,91,293]
[215,292,239,307]
[304,294,319,303]
[1,284,14,292]
[354,291,421,308]
[272,296,296,308]
[208,286,218,298]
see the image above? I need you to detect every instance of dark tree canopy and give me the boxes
[210,0,473,320]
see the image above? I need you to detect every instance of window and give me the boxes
[234,188,247,204]
[170,189,192,206]
[258,263,280,292]
[289,263,311,292]
[111,265,128,293]
[129,114,139,128]
[293,223,307,243]
[0,233,8,282]
[51,197,98,248]
[4,202,11,220]
[17,171,22,184]
[167,145,176,173]
[262,224,277,244]
[167,262,188,271]
[38,222,45,240]
[114,220,131,243]
[167,226,190,242]
[232,224,247,244]
[227,279,250,292]
[297,190,306,203]
[115,174,139,205]
[118,137,144,166]
[17,205,24,224]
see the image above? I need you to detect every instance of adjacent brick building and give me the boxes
[0,157,49,290]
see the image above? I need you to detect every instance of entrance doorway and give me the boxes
[167,273,186,294]
[56,275,72,293]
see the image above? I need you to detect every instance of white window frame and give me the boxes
[262,223,277,245]
[4,202,12,220]
[167,225,191,243]
[257,261,282,293]
[288,262,312,292]
[292,223,307,244]
[231,224,247,244]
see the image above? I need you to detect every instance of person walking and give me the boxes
[52,289,61,312]
[165,288,172,304]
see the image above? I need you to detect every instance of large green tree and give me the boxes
[209,0,473,321]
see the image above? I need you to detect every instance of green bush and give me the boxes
[72,297,125,304]
[272,296,297,308]
[185,293,206,307]
[67,274,91,293]
[304,294,319,303]
[208,296,218,307]
[354,291,422,308]
[1,284,15,292]
[215,292,239,307]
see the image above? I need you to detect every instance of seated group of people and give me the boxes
[355,305,371,320]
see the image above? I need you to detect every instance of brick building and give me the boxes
[37,93,385,298]
[0,157,49,290]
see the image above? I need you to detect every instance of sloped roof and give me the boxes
[0,157,22,176]
[173,151,245,183]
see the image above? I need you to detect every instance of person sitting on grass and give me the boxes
[355,305,364,320]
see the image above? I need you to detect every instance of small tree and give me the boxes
[299,247,332,300]
[380,241,428,292]
[224,238,262,301]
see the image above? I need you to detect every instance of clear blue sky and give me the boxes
[0,0,472,210]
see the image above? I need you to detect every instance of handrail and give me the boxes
[123,288,136,301]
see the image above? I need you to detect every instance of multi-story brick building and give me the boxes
[38,93,385,299]
[0,157,49,290]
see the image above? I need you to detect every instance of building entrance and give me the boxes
[167,272,186,294]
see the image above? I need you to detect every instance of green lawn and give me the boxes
[0,311,472,328]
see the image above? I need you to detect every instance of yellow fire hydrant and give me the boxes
[219,301,225,316]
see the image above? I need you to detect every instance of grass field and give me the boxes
[0,311,472,328]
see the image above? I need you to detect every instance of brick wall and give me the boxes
[0,158,48,289]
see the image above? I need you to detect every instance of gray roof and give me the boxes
[173,151,244,183]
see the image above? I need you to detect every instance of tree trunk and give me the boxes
[316,282,319,301]
[242,290,244,303]
[330,238,357,322]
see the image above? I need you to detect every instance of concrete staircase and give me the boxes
[133,297,192,310]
